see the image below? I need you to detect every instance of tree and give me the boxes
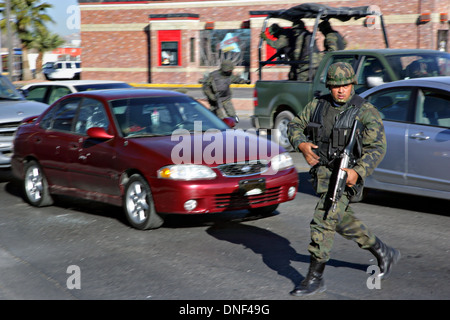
[32,27,65,79]
[0,0,55,80]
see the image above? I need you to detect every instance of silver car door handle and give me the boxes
[410,132,430,140]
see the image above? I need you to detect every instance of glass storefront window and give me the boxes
[199,29,250,67]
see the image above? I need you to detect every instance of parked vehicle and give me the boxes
[11,89,298,230]
[359,76,450,200]
[43,61,81,80]
[0,75,48,168]
[20,80,134,105]
[252,3,450,150]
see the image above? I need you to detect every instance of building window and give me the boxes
[190,37,195,63]
[158,30,181,66]
[199,29,250,67]
[161,42,179,65]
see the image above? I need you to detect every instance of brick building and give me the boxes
[79,0,449,84]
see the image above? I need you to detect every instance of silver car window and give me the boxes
[416,89,450,127]
[367,87,413,122]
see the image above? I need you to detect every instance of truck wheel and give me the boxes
[274,110,294,151]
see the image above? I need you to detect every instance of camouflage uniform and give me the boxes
[319,20,347,52]
[260,23,293,57]
[288,95,386,261]
[287,62,400,297]
[289,21,320,81]
[202,60,249,119]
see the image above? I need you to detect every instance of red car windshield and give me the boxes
[110,95,229,137]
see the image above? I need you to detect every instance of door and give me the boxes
[34,97,81,187]
[365,87,415,186]
[407,88,450,193]
[68,98,120,196]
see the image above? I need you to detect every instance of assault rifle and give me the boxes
[330,119,364,212]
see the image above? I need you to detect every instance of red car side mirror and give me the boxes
[222,117,236,128]
[87,127,114,139]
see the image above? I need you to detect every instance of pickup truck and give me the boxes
[252,48,450,150]
[251,3,450,150]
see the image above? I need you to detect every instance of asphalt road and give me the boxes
[0,112,449,306]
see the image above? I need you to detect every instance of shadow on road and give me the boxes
[297,172,316,196]
[206,222,368,286]
[362,189,449,217]
[0,169,13,183]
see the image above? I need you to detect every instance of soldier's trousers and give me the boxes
[308,192,376,263]
[210,99,236,119]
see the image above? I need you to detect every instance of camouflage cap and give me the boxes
[326,62,356,86]
[220,60,234,72]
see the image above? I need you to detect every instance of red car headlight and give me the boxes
[157,164,217,180]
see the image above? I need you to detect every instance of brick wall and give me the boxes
[79,0,449,83]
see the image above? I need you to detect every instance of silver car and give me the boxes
[0,75,48,168]
[360,76,450,200]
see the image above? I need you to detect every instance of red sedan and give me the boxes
[12,89,298,230]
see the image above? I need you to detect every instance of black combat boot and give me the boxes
[368,237,401,280]
[290,257,326,296]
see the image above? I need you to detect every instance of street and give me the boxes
[0,112,449,303]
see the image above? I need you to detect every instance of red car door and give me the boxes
[67,98,121,196]
[33,98,81,188]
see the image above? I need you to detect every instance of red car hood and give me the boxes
[128,129,285,166]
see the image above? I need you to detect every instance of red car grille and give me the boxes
[217,161,268,177]
[214,186,282,210]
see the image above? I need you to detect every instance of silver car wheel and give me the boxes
[25,166,43,202]
[23,160,53,207]
[125,181,150,224]
[123,174,164,230]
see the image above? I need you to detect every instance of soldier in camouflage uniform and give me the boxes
[318,19,347,52]
[287,62,400,296]
[260,23,294,60]
[288,20,320,81]
[202,60,250,122]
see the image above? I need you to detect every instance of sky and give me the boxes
[43,0,80,36]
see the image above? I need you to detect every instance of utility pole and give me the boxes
[5,0,13,81]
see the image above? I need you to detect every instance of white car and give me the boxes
[43,61,81,80]
[20,80,134,105]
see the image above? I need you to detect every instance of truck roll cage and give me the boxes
[254,3,389,80]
